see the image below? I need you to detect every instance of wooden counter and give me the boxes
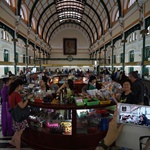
[22,102,115,150]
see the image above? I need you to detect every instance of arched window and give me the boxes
[4,49,9,75]
[20,8,25,20]
[94,32,97,41]
[46,36,49,43]
[144,46,150,61]
[5,0,11,5]
[111,6,119,22]
[132,32,137,41]
[11,0,15,7]
[2,31,6,40]
[128,0,136,8]
[1,31,4,39]
[120,53,123,63]
[129,36,132,43]
[4,49,9,62]
[20,5,27,20]
[98,27,101,37]
[134,32,137,40]
[104,19,108,31]
[147,26,150,35]
[113,55,116,63]
[23,54,26,63]
[32,17,36,30]
[16,52,19,63]
[6,35,9,41]
[129,50,134,62]
[38,26,41,36]
[115,10,119,21]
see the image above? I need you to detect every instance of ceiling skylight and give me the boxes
[55,0,86,23]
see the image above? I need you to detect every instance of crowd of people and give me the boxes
[0,67,149,150]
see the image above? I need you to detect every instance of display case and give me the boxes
[22,102,115,150]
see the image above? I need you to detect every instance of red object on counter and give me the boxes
[34,98,43,103]
[96,109,107,115]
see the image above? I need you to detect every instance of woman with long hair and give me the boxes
[57,79,74,96]
[1,77,14,136]
[8,79,33,150]
[39,76,50,92]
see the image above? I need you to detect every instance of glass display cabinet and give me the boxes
[22,102,115,150]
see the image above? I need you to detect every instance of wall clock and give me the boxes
[67,55,73,61]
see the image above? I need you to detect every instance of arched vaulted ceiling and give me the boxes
[17,0,122,47]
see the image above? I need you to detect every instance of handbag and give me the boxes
[9,93,30,122]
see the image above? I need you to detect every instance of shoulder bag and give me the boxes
[9,93,30,122]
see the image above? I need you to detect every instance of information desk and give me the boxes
[22,102,115,150]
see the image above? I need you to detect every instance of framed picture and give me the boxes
[63,38,77,55]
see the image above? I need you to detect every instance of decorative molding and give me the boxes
[125,61,141,66]
[12,38,18,42]
[144,61,150,65]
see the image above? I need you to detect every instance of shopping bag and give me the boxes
[9,105,30,122]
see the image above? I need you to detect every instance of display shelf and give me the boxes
[22,102,115,150]
[28,101,115,109]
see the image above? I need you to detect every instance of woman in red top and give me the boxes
[8,79,33,150]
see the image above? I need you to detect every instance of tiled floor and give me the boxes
[0,105,33,150]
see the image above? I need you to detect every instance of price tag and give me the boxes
[76,98,83,103]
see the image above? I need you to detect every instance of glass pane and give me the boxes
[4,49,9,62]
[4,67,9,75]
[129,50,134,62]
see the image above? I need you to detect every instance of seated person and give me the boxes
[39,76,50,92]
[57,79,74,98]
[87,75,97,90]
[138,114,148,126]
[112,79,136,104]
[48,78,59,93]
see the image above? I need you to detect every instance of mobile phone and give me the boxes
[117,103,150,127]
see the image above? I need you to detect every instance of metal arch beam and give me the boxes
[36,2,55,33]
[48,22,92,45]
[47,19,94,45]
[29,1,102,38]
[75,20,95,41]
[85,2,104,35]
[100,0,111,28]
[45,19,58,43]
[28,0,39,27]
[117,0,122,17]
[42,12,98,40]
[83,13,98,40]
[42,12,57,39]
[17,0,22,16]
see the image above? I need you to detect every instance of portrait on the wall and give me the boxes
[63,38,77,55]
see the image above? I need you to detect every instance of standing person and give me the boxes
[7,71,15,77]
[24,68,31,83]
[8,79,33,150]
[1,77,14,136]
[128,71,144,104]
